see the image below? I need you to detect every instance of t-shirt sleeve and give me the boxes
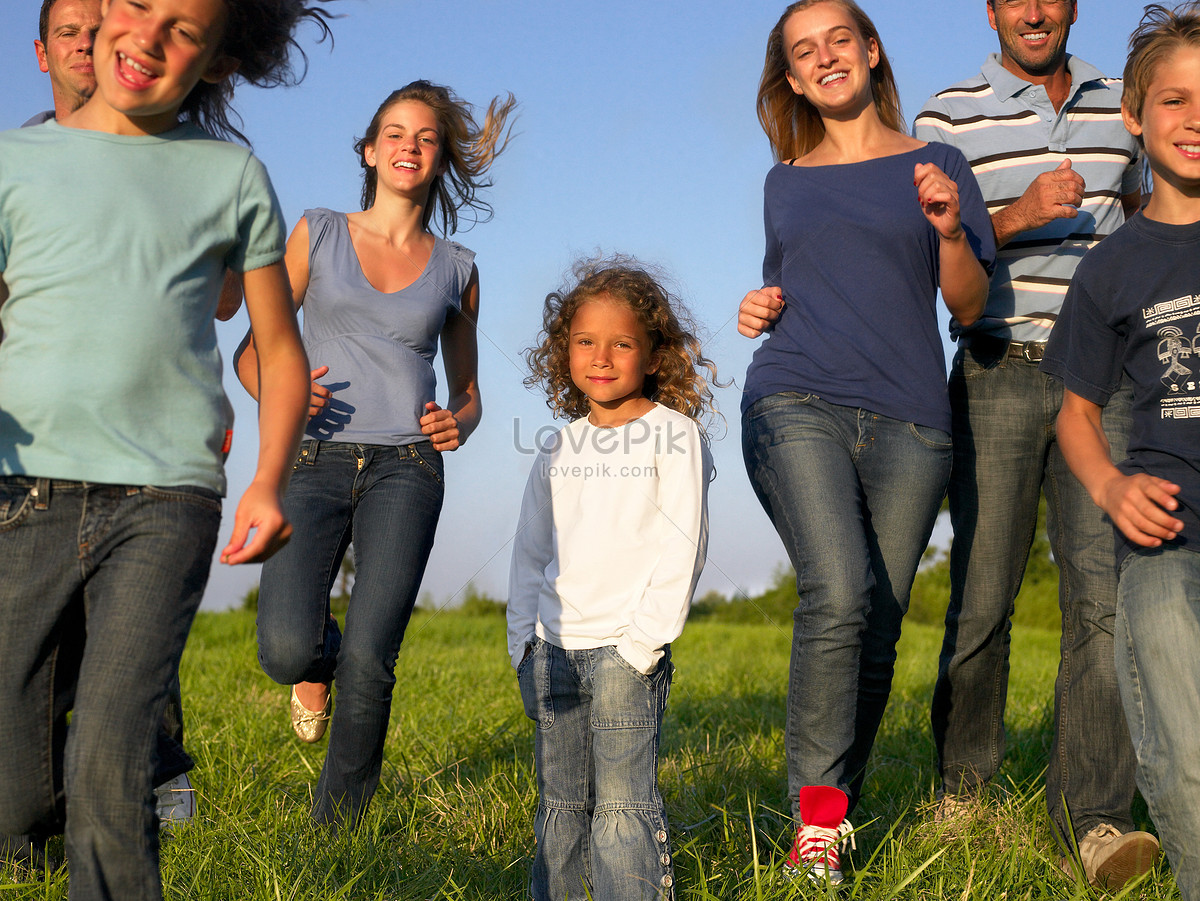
[762,180,783,286]
[227,153,286,273]
[945,147,996,276]
[1040,268,1124,405]
[912,94,952,144]
[1122,146,1145,197]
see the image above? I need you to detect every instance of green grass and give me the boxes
[2,606,1177,900]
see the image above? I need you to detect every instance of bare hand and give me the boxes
[308,365,331,418]
[421,401,461,452]
[1011,159,1085,230]
[915,162,964,240]
[738,287,784,338]
[1099,471,1184,547]
[221,480,293,565]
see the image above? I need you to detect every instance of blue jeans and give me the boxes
[1117,548,1200,901]
[518,641,675,901]
[933,343,1137,843]
[742,393,951,815]
[0,477,220,900]
[256,440,444,827]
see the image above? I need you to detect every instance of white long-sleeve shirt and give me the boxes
[507,403,711,674]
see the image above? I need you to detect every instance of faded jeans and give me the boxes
[742,393,951,815]
[518,641,675,901]
[1117,547,1200,901]
[933,342,1136,843]
[256,440,444,827]
[0,477,219,901]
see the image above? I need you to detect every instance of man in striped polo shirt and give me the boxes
[913,0,1158,888]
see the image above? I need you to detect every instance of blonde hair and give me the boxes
[757,0,904,161]
[1123,2,1200,145]
[355,81,517,235]
[524,257,721,433]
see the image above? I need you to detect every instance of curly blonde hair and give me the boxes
[525,257,720,433]
[355,81,517,235]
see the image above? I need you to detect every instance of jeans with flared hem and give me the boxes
[519,641,675,901]
[256,439,443,827]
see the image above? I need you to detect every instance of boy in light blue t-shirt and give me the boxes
[0,0,331,897]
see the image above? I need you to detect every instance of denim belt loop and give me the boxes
[299,440,319,465]
[32,478,50,510]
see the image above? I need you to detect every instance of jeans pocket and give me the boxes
[408,443,445,487]
[606,645,658,691]
[516,636,542,678]
[141,485,223,513]
[954,343,1006,382]
[0,479,35,529]
[518,642,554,729]
[907,422,952,450]
[744,391,817,423]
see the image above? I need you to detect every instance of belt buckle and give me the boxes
[1021,342,1045,363]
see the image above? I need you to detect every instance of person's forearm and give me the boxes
[939,232,988,327]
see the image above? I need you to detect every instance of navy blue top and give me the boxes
[742,142,995,432]
[1042,212,1200,565]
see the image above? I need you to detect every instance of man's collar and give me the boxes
[981,52,1107,102]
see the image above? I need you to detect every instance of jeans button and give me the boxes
[660,852,671,866]
[656,829,668,843]
[660,874,673,888]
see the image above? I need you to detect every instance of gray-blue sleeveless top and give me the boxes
[300,207,476,445]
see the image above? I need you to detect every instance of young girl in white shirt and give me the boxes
[508,258,718,901]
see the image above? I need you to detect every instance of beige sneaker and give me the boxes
[1060,823,1160,888]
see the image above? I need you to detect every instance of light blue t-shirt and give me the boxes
[0,121,286,494]
[300,208,476,445]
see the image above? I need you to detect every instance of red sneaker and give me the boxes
[785,785,855,885]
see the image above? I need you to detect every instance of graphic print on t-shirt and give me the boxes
[1144,293,1200,413]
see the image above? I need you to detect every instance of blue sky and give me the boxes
[0,0,1150,612]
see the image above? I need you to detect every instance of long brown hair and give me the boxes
[757,0,904,161]
[354,81,517,235]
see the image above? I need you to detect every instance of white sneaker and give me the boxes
[154,773,196,829]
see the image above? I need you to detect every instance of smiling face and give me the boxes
[781,0,879,119]
[362,100,446,203]
[1124,45,1200,200]
[92,0,235,135]
[988,0,1077,80]
[568,296,659,426]
[35,0,103,115]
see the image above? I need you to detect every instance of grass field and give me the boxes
[2,604,1179,900]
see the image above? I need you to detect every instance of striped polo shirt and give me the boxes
[914,53,1142,343]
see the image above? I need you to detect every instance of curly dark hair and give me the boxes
[353,81,517,235]
[180,0,338,144]
[525,256,722,434]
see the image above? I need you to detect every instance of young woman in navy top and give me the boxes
[736,0,994,883]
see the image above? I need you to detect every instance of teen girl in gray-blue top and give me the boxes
[236,81,515,828]
[735,0,994,883]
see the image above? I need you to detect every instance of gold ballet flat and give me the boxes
[290,685,331,743]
